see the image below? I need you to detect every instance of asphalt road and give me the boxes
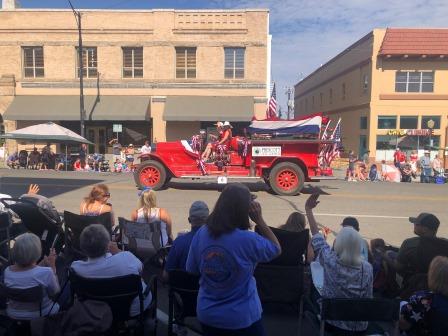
[1,169,447,247]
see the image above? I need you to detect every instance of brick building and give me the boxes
[0,2,270,153]
[295,28,448,165]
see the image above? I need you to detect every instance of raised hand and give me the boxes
[27,184,40,195]
[305,193,320,210]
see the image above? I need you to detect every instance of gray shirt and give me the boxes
[112,143,122,156]
[312,233,373,331]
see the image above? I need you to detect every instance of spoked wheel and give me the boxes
[269,162,305,196]
[134,160,167,190]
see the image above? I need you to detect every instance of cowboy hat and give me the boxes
[223,121,233,128]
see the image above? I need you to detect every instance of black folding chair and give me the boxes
[0,283,44,336]
[69,268,157,336]
[118,217,165,267]
[0,198,63,256]
[254,227,309,335]
[319,298,400,336]
[0,212,12,264]
[63,211,113,261]
[167,270,202,336]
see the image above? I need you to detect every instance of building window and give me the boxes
[421,116,441,129]
[362,74,369,93]
[224,47,245,79]
[176,47,196,79]
[360,116,367,130]
[319,93,323,106]
[122,47,143,78]
[342,83,346,100]
[22,46,44,78]
[329,88,333,104]
[400,116,418,129]
[376,135,397,150]
[76,47,97,78]
[395,71,434,93]
[420,135,440,148]
[378,116,397,129]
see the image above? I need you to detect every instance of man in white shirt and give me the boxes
[71,224,152,317]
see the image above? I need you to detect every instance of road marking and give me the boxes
[314,213,408,219]
[329,193,448,202]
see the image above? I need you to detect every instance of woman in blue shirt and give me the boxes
[186,183,281,336]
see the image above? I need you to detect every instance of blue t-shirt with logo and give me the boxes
[186,225,279,329]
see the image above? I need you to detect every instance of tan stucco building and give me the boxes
[295,28,448,165]
[0,3,270,153]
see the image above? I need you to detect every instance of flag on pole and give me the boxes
[324,119,342,165]
[266,83,277,119]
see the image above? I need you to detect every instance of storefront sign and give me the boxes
[252,146,282,157]
[387,129,434,136]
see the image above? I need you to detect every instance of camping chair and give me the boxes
[69,269,157,336]
[0,283,44,336]
[118,217,165,267]
[0,198,63,257]
[319,298,400,336]
[0,212,12,264]
[254,227,309,336]
[167,270,201,336]
[63,211,113,261]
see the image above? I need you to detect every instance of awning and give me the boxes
[3,95,150,121]
[163,96,254,121]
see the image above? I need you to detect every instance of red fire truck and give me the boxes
[134,115,336,196]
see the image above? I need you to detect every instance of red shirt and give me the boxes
[393,151,401,163]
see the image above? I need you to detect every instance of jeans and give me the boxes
[420,168,432,183]
[201,319,266,336]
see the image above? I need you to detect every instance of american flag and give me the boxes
[324,119,342,165]
[266,83,277,119]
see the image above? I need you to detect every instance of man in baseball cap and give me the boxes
[164,201,209,278]
[395,212,441,282]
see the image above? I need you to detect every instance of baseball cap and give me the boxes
[341,217,360,231]
[409,213,440,231]
[189,201,209,221]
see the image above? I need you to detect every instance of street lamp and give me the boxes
[68,0,86,138]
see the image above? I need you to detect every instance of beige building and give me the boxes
[0,2,269,153]
[294,28,448,165]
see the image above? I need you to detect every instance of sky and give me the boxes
[15,1,448,111]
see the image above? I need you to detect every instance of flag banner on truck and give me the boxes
[248,115,322,137]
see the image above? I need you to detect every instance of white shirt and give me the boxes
[71,252,152,316]
[4,266,60,320]
[140,145,152,155]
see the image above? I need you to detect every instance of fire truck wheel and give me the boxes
[269,162,305,196]
[134,160,167,191]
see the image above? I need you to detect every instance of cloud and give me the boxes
[211,0,448,107]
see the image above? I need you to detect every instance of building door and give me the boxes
[359,135,367,158]
[86,126,107,154]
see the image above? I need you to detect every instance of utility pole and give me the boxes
[69,0,85,138]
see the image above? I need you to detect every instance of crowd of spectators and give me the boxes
[346,148,446,183]
[0,182,446,336]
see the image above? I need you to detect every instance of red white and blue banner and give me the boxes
[248,114,323,137]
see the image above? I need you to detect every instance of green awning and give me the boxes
[3,95,150,121]
[163,96,254,121]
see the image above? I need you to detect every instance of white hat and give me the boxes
[214,122,223,127]
[223,121,233,128]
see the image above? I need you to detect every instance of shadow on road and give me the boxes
[167,180,269,193]
[0,176,105,198]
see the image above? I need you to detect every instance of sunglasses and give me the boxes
[104,193,111,197]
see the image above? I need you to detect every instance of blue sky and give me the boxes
[17,1,448,110]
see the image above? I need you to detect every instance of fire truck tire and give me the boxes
[134,160,167,191]
[269,162,305,196]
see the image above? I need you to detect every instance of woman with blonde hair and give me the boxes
[131,188,173,245]
[280,212,314,262]
[400,256,448,335]
[80,184,113,220]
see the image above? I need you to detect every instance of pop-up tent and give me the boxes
[0,122,91,144]
[1,122,92,171]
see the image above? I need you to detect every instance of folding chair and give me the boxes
[0,212,12,264]
[254,227,309,335]
[167,270,202,336]
[0,283,44,336]
[63,211,113,261]
[0,198,63,256]
[69,268,157,336]
[319,298,400,336]
[118,217,165,267]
